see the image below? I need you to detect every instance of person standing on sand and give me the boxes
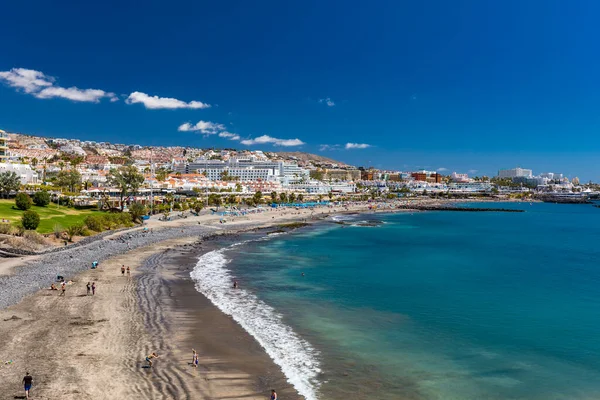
[270,389,277,400]
[92,282,96,295]
[127,266,131,276]
[121,265,126,276]
[59,282,66,296]
[22,372,33,399]
[86,282,91,296]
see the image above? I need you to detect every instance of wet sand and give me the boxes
[158,242,302,399]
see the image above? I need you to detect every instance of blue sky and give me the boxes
[1,1,599,180]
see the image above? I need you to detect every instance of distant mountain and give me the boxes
[273,151,350,167]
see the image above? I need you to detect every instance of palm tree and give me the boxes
[164,193,175,213]
[298,193,304,202]
[279,192,288,203]
[271,191,278,203]
[289,193,296,203]
[155,168,169,183]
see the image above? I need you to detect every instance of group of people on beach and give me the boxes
[121,264,131,276]
[86,282,96,295]
[50,281,96,296]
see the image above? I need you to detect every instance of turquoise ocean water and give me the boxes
[192,203,600,400]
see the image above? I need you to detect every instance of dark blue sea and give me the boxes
[192,202,600,399]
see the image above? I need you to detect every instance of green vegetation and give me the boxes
[54,169,82,192]
[0,199,105,234]
[21,210,40,230]
[65,223,85,241]
[84,213,134,232]
[191,201,204,213]
[33,190,51,207]
[106,166,145,211]
[128,202,147,223]
[15,192,33,210]
[0,171,20,198]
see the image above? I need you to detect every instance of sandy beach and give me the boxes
[0,202,389,399]
[0,198,510,399]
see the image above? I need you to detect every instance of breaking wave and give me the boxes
[191,245,321,400]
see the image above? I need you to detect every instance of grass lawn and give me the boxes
[0,199,105,234]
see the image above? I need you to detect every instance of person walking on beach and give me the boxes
[270,389,277,400]
[86,282,91,296]
[92,282,96,295]
[59,282,66,296]
[121,265,126,276]
[233,280,238,289]
[192,349,199,368]
[22,372,33,399]
[126,266,131,276]
[146,352,159,367]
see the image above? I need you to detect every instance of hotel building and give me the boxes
[497,167,533,179]
[0,129,7,161]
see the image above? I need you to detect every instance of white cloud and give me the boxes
[319,144,341,151]
[240,135,305,147]
[125,91,210,109]
[36,86,117,102]
[468,169,478,174]
[178,120,225,135]
[0,68,53,93]
[219,131,241,141]
[437,167,448,172]
[0,67,116,103]
[319,97,335,107]
[345,143,371,149]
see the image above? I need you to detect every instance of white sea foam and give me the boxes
[330,214,355,222]
[349,220,383,227]
[191,246,321,400]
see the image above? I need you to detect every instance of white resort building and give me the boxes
[0,129,7,161]
[0,163,39,185]
[171,158,309,186]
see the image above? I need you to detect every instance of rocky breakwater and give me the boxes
[396,205,525,212]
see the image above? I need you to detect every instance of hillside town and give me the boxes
[0,129,597,211]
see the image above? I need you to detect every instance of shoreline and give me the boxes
[0,199,536,399]
[0,203,379,399]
